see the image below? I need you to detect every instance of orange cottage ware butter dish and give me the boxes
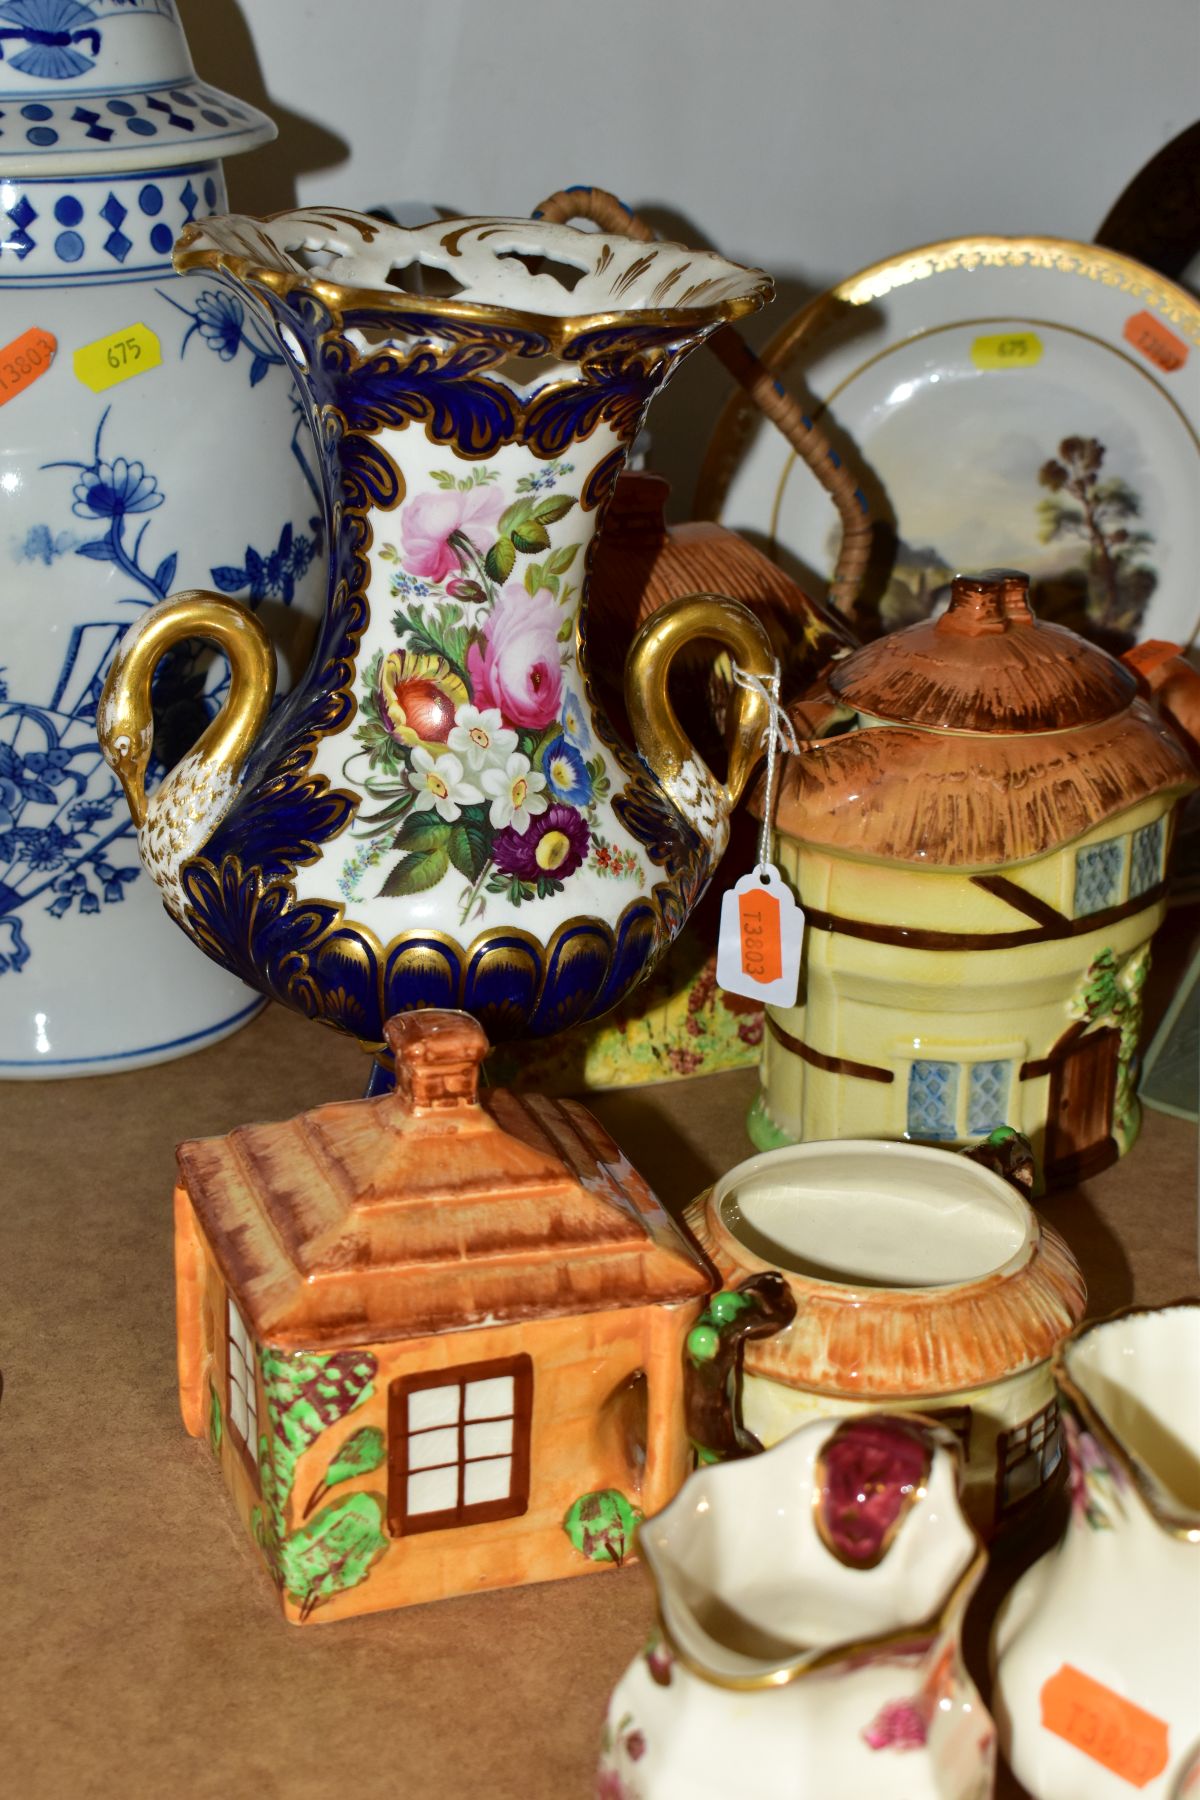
[173,1009,713,1624]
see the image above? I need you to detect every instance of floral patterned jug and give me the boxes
[992,1302,1200,1799]
[97,209,777,1069]
[599,1415,995,1799]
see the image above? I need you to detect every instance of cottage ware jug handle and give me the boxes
[624,593,776,841]
[98,593,275,832]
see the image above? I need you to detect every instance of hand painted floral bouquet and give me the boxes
[340,460,642,926]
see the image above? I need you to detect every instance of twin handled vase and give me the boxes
[97,210,777,1065]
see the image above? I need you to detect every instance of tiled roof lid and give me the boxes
[176,1010,713,1348]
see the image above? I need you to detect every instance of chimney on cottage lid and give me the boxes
[384,1010,487,1113]
[937,571,1034,637]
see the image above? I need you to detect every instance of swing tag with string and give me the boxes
[715,662,804,1007]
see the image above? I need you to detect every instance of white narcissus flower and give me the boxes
[406,747,483,822]
[481,752,548,833]
[446,704,518,771]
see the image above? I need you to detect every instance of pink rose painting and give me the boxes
[466,583,563,730]
[400,485,507,584]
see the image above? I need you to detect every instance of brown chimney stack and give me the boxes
[385,1010,488,1113]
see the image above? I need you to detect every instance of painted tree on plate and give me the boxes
[1036,436,1157,638]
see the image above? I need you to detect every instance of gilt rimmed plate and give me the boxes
[696,236,1200,648]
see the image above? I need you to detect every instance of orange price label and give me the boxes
[738,885,782,986]
[1040,1665,1169,1788]
[0,326,56,407]
[1123,310,1189,373]
[1122,638,1183,680]
[717,863,803,1005]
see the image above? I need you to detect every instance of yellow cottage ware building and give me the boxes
[751,574,1197,1188]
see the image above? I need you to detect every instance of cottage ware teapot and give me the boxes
[753,571,1198,1186]
[992,1302,1200,1799]
[96,209,777,1068]
[598,1414,995,1799]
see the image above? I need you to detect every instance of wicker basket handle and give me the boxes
[533,185,872,614]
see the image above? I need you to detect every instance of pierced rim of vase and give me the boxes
[1055,1297,1200,1542]
[173,208,774,345]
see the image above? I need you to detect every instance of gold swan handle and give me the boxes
[623,593,776,843]
[98,592,275,831]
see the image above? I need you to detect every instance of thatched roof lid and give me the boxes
[766,574,1198,868]
[685,1168,1086,1398]
[177,1011,712,1349]
[830,571,1135,733]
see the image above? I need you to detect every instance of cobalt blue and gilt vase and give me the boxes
[0,0,325,1077]
[96,209,778,1076]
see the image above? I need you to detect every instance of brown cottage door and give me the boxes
[1044,1027,1120,1183]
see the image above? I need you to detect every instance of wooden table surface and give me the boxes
[5,920,1197,1800]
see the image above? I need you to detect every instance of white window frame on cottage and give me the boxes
[1072,816,1166,919]
[226,1295,259,1468]
[900,1042,1026,1143]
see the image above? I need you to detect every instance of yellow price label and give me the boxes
[971,331,1043,370]
[73,322,162,393]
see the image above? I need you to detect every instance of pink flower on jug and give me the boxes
[481,751,548,832]
[816,1417,932,1567]
[466,583,563,729]
[399,485,507,583]
[1064,1411,1119,1523]
[862,1698,930,1752]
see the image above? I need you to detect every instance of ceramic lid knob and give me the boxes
[995,568,1036,627]
[935,573,1012,637]
[385,1010,488,1113]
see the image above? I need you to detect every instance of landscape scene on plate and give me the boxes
[871,435,1158,643]
[340,458,644,926]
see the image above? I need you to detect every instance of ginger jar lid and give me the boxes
[0,0,274,176]
[828,570,1138,734]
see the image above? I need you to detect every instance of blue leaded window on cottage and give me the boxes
[967,1060,1011,1135]
[907,1060,959,1140]
[1073,838,1125,917]
[1129,818,1165,899]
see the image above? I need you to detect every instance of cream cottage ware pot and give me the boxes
[684,1137,1086,1536]
[598,1414,995,1800]
[96,209,777,1080]
[0,0,324,1075]
[751,570,1198,1187]
[992,1302,1200,1800]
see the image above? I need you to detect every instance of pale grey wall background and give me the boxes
[178,0,1199,509]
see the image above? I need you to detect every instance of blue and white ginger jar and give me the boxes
[0,0,325,1076]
